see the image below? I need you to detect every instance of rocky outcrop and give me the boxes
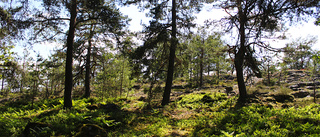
[282,70,320,98]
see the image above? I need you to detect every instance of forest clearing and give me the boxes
[1,0,320,136]
[1,70,320,136]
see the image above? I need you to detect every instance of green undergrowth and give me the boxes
[1,91,320,136]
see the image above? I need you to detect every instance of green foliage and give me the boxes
[94,53,135,99]
[282,37,316,70]
[1,90,320,136]
[315,17,320,26]
[277,87,293,95]
[178,30,229,87]
[191,103,320,136]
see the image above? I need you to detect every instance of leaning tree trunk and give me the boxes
[64,0,77,109]
[162,0,177,106]
[235,0,247,103]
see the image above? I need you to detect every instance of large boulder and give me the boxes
[272,94,294,103]
[19,122,52,137]
[291,91,310,98]
[310,92,320,98]
[264,96,276,103]
[289,84,299,91]
[99,103,121,112]
[132,84,141,90]
[298,82,314,87]
[75,124,107,137]
[225,87,233,95]
[201,94,215,103]
[172,85,185,89]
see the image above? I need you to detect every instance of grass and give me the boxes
[1,88,320,137]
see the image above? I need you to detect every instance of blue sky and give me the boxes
[13,4,320,59]
[121,4,320,49]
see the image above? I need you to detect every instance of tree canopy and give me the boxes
[0,0,319,109]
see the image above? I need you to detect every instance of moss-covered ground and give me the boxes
[1,85,320,137]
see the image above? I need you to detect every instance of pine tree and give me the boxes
[215,0,319,102]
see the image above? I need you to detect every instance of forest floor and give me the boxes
[1,76,320,136]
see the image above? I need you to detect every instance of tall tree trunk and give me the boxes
[119,58,125,97]
[84,29,93,98]
[217,57,220,80]
[278,71,281,86]
[51,69,54,95]
[313,62,316,103]
[199,47,204,88]
[235,0,247,102]
[20,60,25,93]
[46,80,49,99]
[1,71,4,95]
[64,0,77,109]
[147,75,156,109]
[162,0,176,106]
[207,64,210,76]
[267,61,270,86]
[189,56,193,87]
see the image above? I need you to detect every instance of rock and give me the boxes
[298,82,314,87]
[256,92,269,97]
[310,92,320,98]
[99,103,120,112]
[272,94,294,103]
[75,124,107,137]
[86,104,99,110]
[185,90,193,94]
[37,108,60,119]
[19,122,51,137]
[201,86,210,90]
[291,91,310,98]
[138,96,146,101]
[282,104,290,108]
[172,85,184,89]
[0,98,9,104]
[264,97,276,102]
[228,91,237,96]
[132,84,141,90]
[225,87,233,95]
[289,84,299,90]
[287,70,304,75]
[223,75,236,80]
[201,95,214,103]
[306,86,320,90]
[306,82,315,86]
[264,103,274,109]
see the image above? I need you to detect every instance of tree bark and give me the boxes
[84,40,91,98]
[235,0,247,102]
[199,47,204,88]
[162,0,176,106]
[119,58,125,97]
[217,57,220,80]
[84,27,94,98]
[267,61,270,86]
[1,70,4,95]
[64,0,77,109]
